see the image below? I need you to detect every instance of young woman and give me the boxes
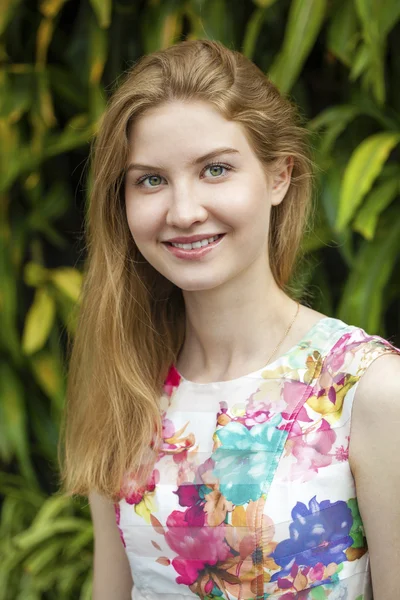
[61,40,400,600]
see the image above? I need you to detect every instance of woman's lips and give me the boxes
[163,234,225,260]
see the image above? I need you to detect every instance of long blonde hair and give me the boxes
[60,39,313,500]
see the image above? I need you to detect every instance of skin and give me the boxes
[90,100,400,599]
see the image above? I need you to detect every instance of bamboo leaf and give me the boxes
[22,287,56,355]
[308,105,361,155]
[327,0,359,67]
[0,364,34,481]
[80,572,93,600]
[338,211,400,331]
[32,495,72,527]
[24,262,48,287]
[242,4,278,59]
[142,0,184,53]
[0,217,20,361]
[15,518,88,550]
[30,351,65,409]
[64,526,93,558]
[0,0,22,36]
[268,0,327,93]
[89,0,112,28]
[24,539,66,575]
[50,267,82,302]
[336,132,400,231]
[355,0,400,39]
[353,177,399,239]
[349,44,370,81]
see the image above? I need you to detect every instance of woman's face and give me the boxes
[124,100,291,292]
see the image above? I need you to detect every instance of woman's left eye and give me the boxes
[203,163,232,178]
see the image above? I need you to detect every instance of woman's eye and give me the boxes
[134,163,232,188]
[204,164,231,178]
[136,174,163,188]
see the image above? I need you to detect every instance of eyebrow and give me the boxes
[126,147,240,172]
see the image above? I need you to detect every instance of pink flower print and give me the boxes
[162,417,175,440]
[163,364,181,397]
[165,510,231,585]
[174,483,206,527]
[335,438,349,462]
[243,404,272,427]
[282,380,313,422]
[284,419,336,481]
[114,503,126,547]
[121,468,159,505]
[323,331,375,381]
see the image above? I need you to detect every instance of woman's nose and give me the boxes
[165,183,208,229]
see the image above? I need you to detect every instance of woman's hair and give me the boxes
[60,39,313,500]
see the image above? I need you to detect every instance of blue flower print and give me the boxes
[272,496,353,577]
[211,414,286,505]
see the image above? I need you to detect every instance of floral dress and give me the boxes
[115,317,399,599]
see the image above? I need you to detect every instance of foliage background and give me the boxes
[1,0,399,597]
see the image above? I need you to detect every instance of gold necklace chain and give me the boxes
[265,301,300,366]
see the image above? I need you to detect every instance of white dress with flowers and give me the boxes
[115,317,399,599]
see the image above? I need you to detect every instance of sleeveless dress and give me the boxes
[115,317,399,599]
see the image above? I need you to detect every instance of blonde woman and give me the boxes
[61,40,400,600]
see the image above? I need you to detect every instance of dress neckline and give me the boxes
[174,316,334,387]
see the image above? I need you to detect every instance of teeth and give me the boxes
[171,235,220,249]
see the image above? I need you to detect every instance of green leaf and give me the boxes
[24,262,48,287]
[310,586,326,599]
[308,105,361,155]
[353,177,399,239]
[338,210,400,331]
[15,518,89,550]
[0,218,20,362]
[22,287,56,355]
[268,0,327,93]
[80,572,93,600]
[32,495,72,527]
[0,0,22,36]
[24,539,66,575]
[327,0,359,67]
[0,364,34,481]
[89,0,112,28]
[355,0,400,38]
[347,498,366,548]
[64,525,93,558]
[252,0,277,6]
[349,44,370,81]
[242,2,278,59]
[30,351,65,409]
[50,267,82,302]
[142,0,184,54]
[336,132,400,231]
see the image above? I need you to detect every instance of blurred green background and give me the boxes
[1,0,400,597]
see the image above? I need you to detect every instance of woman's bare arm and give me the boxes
[89,491,133,600]
[349,353,400,600]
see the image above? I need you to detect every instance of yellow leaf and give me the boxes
[231,505,247,528]
[89,0,112,28]
[50,268,82,302]
[40,0,67,18]
[22,288,55,355]
[36,18,54,66]
[24,262,48,287]
[135,493,157,523]
[30,351,65,406]
[336,132,400,231]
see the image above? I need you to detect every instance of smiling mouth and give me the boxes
[164,234,224,250]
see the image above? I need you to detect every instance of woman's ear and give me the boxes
[270,156,294,206]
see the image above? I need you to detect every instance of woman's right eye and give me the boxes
[135,174,164,188]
